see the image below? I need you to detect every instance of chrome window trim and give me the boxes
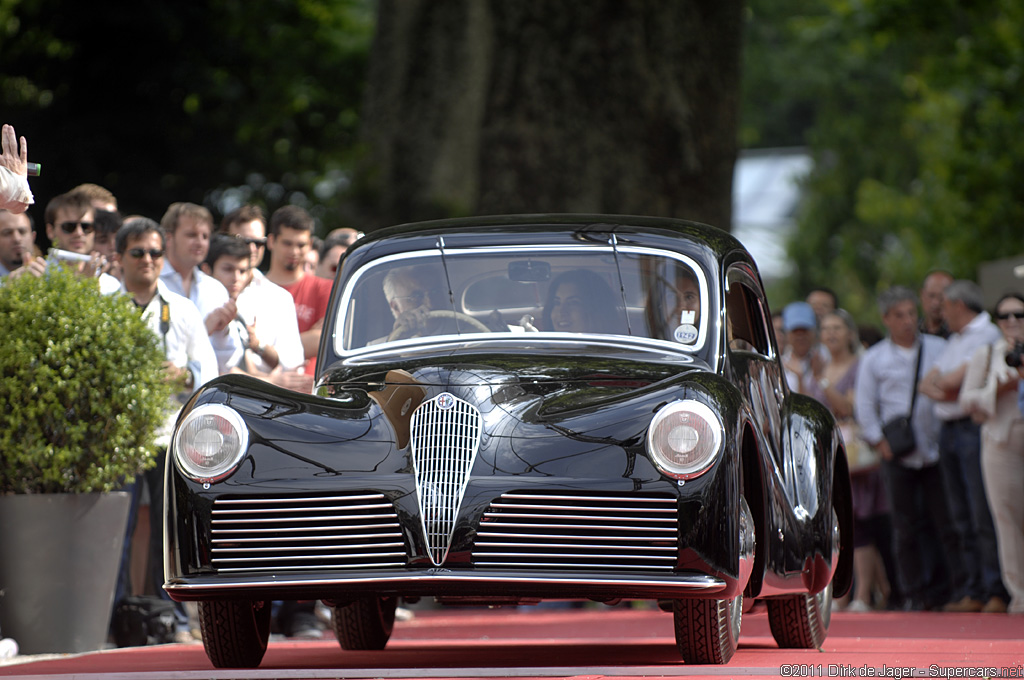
[334,244,715,358]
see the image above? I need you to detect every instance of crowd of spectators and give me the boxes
[778,278,1024,616]
[0,124,366,647]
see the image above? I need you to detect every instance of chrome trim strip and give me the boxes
[499,493,679,503]
[212,523,399,535]
[212,542,405,554]
[168,572,726,592]
[212,504,394,515]
[336,243,713,357]
[475,552,676,560]
[477,518,675,528]
[215,561,406,573]
[210,513,398,525]
[213,494,387,505]
[212,532,403,544]
[488,502,675,513]
[213,552,407,564]
[476,560,674,569]
[476,532,675,541]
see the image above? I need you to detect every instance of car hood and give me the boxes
[319,348,715,420]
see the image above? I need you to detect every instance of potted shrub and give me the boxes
[0,268,173,654]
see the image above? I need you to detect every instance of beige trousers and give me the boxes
[981,420,1024,614]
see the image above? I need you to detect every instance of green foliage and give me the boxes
[782,0,1024,321]
[0,269,173,494]
[0,0,374,231]
[743,0,1024,322]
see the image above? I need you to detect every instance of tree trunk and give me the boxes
[357,0,743,232]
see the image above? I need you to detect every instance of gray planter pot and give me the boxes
[0,492,130,655]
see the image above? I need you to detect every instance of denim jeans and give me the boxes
[938,418,1008,602]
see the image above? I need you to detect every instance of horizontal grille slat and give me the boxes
[482,512,675,524]
[472,491,679,572]
[210,493,406,573]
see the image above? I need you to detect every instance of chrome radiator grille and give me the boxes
[210,493,405,574]
[472,492,679,572]
[410,392,482,565]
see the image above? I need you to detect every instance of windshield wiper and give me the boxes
[608,232,633,336]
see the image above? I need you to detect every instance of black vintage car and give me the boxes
[164,214,852,668]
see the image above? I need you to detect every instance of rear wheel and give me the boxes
[332,597,397,650]
[198,599,271,669]
[673,594,742,664]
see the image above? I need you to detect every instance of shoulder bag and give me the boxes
[881,344,923,459]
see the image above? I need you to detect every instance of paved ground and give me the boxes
[1,604,1022,679]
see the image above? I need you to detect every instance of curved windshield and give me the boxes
[336,246,710,353]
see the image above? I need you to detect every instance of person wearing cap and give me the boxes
[781,301,821,393]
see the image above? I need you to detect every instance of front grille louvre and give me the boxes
[410,393,482,566]
[472,492,679,572]
[210,493,405,573]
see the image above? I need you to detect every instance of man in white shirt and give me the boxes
[218,206,311,391]
[111,216,217,642]
[159,202,241,373]
[855,285,957,611]
[919,279,1008,613]
[202,234,307,388]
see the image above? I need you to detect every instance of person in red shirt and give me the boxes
[264,205,332,376]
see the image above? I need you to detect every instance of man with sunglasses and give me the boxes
[919,279,1008,613]
[112,216,217,643]
[43,190,120,294]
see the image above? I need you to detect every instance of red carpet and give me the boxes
[1,606,1021,679]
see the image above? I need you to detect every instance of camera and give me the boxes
[1006,341,1024,368]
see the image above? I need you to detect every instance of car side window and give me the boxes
[725,271,771,356]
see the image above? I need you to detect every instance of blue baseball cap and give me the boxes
[782,301,817,332]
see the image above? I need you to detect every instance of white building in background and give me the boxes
[732,148,811,282]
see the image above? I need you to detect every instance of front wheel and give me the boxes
[767,581,832,649]
[673,594,743,664]
[198,599,271,669]
[332,597,397,650]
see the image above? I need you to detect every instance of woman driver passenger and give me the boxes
[541,269,622,334]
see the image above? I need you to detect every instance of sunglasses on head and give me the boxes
[127,248,164,259]
[995,311,1024,321]
[59,221,94,234]
[234,235,267,247]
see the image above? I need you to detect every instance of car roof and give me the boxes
[342,213,754,274]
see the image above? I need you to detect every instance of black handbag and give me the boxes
[881,345,923,459]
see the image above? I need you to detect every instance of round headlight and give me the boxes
[173,404,249,483]
[647,399,723,479]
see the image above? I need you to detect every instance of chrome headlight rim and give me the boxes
[646,398,724,479]
[172,404,249,483]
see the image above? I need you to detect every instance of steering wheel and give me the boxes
[387,309,491,342]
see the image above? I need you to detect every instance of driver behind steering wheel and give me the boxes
[383,264,447,338]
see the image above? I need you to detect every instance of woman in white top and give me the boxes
[960,293,1024,614]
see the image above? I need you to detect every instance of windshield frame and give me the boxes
[333,243,716,360]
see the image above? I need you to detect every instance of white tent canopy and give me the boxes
[732,148,811,281]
